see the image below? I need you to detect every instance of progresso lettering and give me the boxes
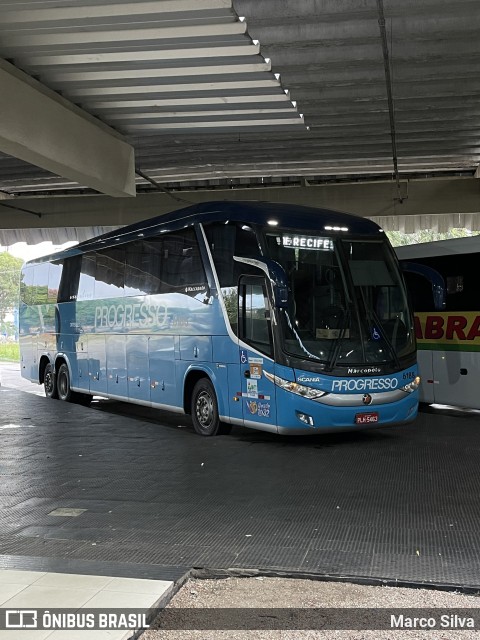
[95,303,168,330]
[332,377,398,392]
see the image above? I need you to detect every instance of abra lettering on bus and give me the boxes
[414,312,480,348]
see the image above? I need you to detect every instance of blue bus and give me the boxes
[19,201,419,436]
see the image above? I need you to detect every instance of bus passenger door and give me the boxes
[238,276,277,430]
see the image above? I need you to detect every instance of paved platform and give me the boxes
[1,366,480,592]
[0,567,173,640]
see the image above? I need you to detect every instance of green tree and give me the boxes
[386,228,479,247]
[0,252,23,336]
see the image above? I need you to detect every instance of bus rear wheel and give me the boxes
[57,363,73,402]
[44,363,58,399]
[57,363,92,406]
[191,379,230,436]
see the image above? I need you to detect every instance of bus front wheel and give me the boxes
[191,379,230,436]
[44,363,58,399]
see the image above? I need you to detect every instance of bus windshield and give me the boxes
[265,231,415,368]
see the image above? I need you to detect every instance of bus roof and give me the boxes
[26,200,383,265]
[395,235,480,260]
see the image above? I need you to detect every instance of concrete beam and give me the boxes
[0,59,135,198]
[0,178,479,236]
[1,0,232,24]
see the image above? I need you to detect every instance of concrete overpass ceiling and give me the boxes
[0,0,479,243]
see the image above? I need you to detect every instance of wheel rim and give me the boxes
[195,390,214,429]
[45,369,54,395]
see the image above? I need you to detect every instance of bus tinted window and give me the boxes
[403,253,477,311]
[78,253,96,301]
[33,263,50,305]
[124,228,206,297]
[20,265,35,305]
[48,261,63,303]
[58,255,81,303]
[95,246,125,299]
[239,278,273,357]
[204,222,260,334]
[204,222,260,287]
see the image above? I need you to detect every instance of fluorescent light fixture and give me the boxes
[267,219,279,226]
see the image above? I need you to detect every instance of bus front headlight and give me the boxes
[401,376,421,393]
[264,371,327,399]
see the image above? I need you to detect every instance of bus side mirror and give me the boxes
[233,256,288,308]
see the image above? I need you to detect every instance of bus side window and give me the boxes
[403,272,435,312]
[33,263,50,305]
[124,229,206,297]
[58,256,81,303]
[78,253,96,301]
[161,229,206,292]
[20,265,35,305]
[204,222,260,288]
[125,240,157,296]
[238,277,273,358]
[95,247,125,299]
[48,261,63,304]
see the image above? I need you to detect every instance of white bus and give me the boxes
[396,236,480,409]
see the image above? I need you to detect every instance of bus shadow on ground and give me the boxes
[91,396,405,449]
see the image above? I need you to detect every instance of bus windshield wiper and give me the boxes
[324,307,351,372]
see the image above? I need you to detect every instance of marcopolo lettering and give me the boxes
[95,303,168,330]
[347,367,382,375]
[332,377,398,392]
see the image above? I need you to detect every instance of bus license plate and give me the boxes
[355,412,379,425]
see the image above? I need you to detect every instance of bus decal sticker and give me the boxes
[246,379,258,398]
[237,392,270,400]
[249,362,263,379]
[240,349,248,364]
[246,400,270,417]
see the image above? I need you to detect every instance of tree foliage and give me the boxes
[386,228,479,247]
[0,252,23,324]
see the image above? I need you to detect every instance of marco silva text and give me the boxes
[391,614,475,629]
